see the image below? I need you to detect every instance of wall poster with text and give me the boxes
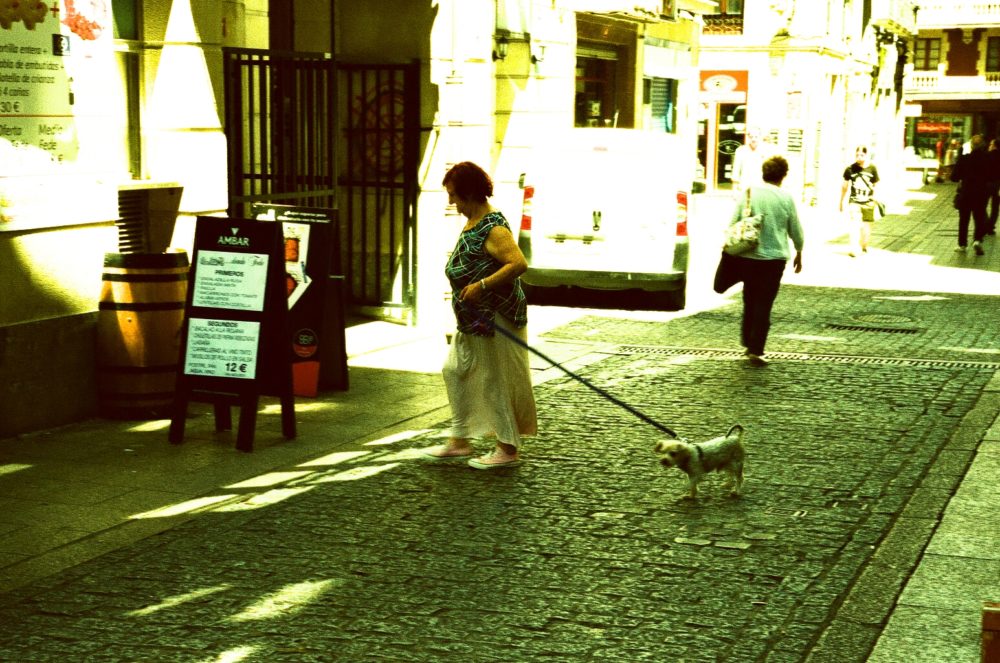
[0,0,118,231]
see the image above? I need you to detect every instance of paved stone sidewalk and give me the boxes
[0,285,996,662]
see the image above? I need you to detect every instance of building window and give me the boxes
[112,0,142,178]
[576,46,620,127]
[111,0,139,39]
[988,37,1000,72]
[703,0,744,34]
[913,38,941,71]
[714,0,744,15]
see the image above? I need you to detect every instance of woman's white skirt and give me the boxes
[442,315,537,448]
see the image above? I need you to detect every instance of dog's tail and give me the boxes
[727,423,745,441]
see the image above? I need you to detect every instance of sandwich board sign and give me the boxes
[251,204,348,396]
[169,217,295,451]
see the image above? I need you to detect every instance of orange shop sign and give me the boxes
[916,121,952,133]
[699,71,748,103]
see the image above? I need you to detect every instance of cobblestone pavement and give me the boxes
[0,281,997,662]
[0,182,997,662]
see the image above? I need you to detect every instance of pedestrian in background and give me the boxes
[421,161,537,469]
[987,137,1000,236]
[724,155,804,367]
[731,127,770,195]
[935,138,945,182]
[839,146,880,257]
[951,133,990,255]
[941,139,961,181]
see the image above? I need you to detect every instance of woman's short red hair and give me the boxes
[442,161,493,203]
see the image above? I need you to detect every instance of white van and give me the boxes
[516,128,692,310]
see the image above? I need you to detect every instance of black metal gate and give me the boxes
[224,48,337,217]
[223,50,420,317]
[338,61,420,318]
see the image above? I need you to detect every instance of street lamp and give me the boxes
[769,30,790,76]
[492,35,509,61]
[531,43,545,65]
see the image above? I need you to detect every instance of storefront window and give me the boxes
[575,14,636,129]
[906,115,969,164]
[716,103,745,187]
[576,48,620,127]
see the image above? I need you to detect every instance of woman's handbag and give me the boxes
[722,188,762,256]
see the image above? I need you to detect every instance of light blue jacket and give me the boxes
[729,183,805,261]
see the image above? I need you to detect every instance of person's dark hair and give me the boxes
[442,161,493,203]
[761,155,789,184]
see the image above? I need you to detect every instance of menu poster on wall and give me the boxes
[0,0,118,231]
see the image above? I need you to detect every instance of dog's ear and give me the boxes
[726,423,744,438]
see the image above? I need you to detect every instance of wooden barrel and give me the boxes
[97,250,189,418]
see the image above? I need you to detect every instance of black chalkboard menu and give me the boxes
[168,217,295,452]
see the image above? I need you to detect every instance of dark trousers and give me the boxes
[989,184,999,233]
[739,258,787,356]
[958,197,988,247]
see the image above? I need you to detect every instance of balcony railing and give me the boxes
[904,69,1000,96]
[917,2,1000,29]
[871,0,918,36]
[702,15,744,35]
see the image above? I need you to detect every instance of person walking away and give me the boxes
[731,127,770,195]
[839,146,880,257]
[951,133,990,255]
[987,138,1000,236]
[723,155,804,367]
[421,161,537,469]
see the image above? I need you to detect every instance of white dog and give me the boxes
[653,424,746,499]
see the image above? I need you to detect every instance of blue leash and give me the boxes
[457,299,680,439]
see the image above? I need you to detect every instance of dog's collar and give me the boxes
[676,444,704,475]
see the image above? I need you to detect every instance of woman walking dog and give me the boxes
[421,161,537,468]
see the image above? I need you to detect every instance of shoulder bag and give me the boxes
[722,188,762,256]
